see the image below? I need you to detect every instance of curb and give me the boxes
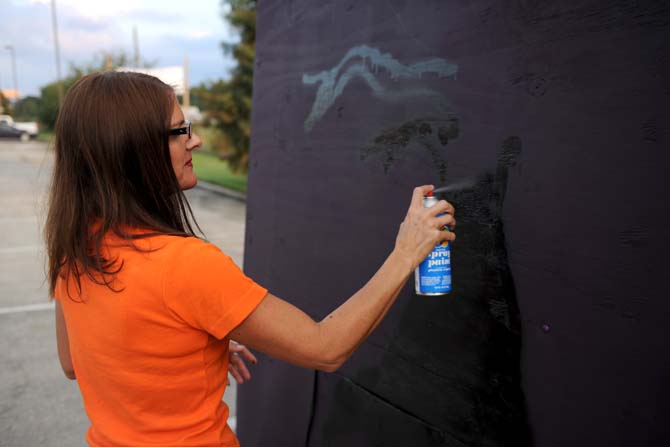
[194,180,247,202]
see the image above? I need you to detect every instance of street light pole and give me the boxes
[50,0,64,107]
[3,45,18,101]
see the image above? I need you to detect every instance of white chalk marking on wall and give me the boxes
[302,44,458,131]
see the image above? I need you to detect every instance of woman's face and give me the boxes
[168,100,202,190]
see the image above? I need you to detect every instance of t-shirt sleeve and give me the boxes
[163,238,267,339]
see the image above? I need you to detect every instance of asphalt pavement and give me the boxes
[0,140,248,446]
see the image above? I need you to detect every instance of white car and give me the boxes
[0,121,30,142]
[0,115,38,139]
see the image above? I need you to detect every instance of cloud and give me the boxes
[121,8,182,24]
[4,0,237,96]
[63,15,113,33]
[184,30,216,40]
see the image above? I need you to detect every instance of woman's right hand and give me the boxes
[394,185,456,270]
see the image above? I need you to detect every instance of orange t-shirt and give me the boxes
[55,232,267,447]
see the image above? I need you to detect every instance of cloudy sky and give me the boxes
[1,0,237,97]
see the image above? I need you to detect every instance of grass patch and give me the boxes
[192,151,247,193]
[37,131,54,142]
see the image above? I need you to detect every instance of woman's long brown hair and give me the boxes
[45,71,199,299]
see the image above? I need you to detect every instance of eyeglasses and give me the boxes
[168,120,192,139]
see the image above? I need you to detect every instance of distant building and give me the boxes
[117,66,185,95]
[116,65,201,123]
[1,89,20,102]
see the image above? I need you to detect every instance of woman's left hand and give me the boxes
[228,340,258,385]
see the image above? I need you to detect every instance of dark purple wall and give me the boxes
[239,1,670,445]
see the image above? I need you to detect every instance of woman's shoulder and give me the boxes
[107,231,219,263]
[158,236,239,282]
[151,234,225,262]
[138,232,207,251]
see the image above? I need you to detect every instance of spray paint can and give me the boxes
[414,192,452,296]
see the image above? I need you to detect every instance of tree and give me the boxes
[195,0,256,172]
[13,96,41,122]
[38,74,79,130]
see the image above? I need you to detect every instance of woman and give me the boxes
[47,71,456,446]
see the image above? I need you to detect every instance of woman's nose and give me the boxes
[188,132,203,151]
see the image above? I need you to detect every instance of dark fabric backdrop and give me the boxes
[238,1,669,445]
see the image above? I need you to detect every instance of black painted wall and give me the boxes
[238,1,669,445]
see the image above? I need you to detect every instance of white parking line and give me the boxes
[0,217,38,222]
[0,245,43,254]
[0,302,54,315]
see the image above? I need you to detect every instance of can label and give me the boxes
[414,193,452,296]
[415,241,452,295]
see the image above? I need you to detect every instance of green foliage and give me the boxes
[194,0,256,173]
[38,75,79,131]
[37,50,155,130]
[13,96,40,121]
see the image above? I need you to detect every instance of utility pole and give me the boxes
[4,45,18,101]
[183,55,190,108]
[133,27,140,67]
[50,0,64,107]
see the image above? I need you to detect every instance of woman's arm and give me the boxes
[231,186,456,372]
[55,301,76,380]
